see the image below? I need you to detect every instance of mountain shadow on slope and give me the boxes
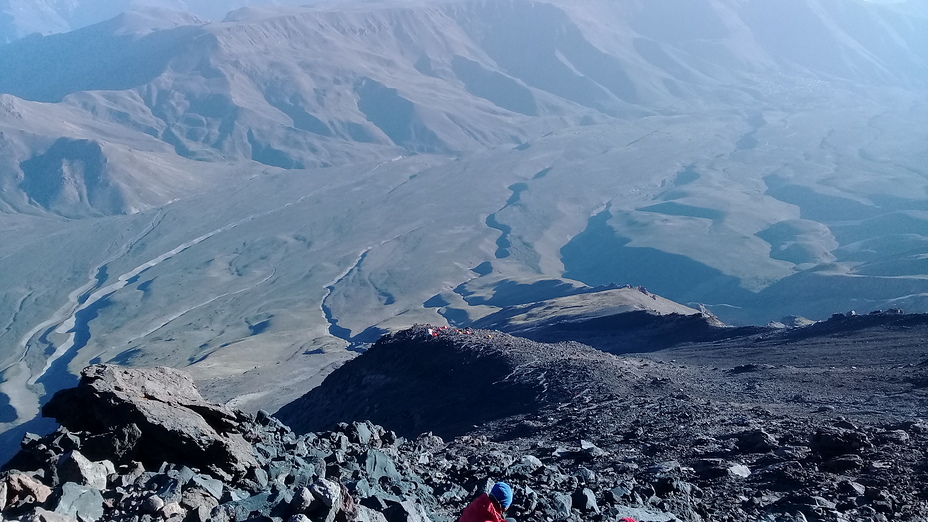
[483,309,766,353]
[355,78,447,153]
[275,325,627,439]
[561,207,755,306]
[451,55,538,116]
[19,137,125,216]
[472,1,638,111]
[0,14,203,103]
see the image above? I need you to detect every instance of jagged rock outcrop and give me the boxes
[39,365,257,479]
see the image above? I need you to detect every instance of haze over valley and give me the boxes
[0,0,926,460]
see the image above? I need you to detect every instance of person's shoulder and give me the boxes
[460,493,494,522]
[466,493,490,508]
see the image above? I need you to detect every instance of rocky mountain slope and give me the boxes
[275,319,928,520]
[278,316,928,436]
[2,0,928,471]
[275,325,625,439]
[3,315,927,521]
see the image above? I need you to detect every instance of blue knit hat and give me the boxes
[490,482,513,509]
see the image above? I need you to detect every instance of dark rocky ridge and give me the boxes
[275,327,634,440]
[481,303,925,359]
[277,320,928,520]
[477,309,764,354]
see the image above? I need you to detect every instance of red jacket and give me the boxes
[459,494,505,522]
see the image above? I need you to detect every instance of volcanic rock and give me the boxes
[571,487,598,512]
[0,473,52,511]
[42,365,258,478]
[5,317,928,522]
[737,429,779,453]
[53,482,104,522]
[810,426,872,459]
[276,326,635,438]
[56,451,110,491]
[139,494,163,514]
[275,323,928,521]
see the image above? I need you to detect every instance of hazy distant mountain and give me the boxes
[0,0,340,43]
[1,0,927,457]
[1,0,925,215]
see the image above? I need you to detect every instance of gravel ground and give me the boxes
[278,315,928,520]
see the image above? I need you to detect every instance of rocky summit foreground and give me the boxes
[1,362,686,522]
[2,320,928,522]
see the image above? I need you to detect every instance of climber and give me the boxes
[459,482,513,522]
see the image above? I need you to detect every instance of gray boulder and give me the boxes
[181,488,220,522]
[187,473,224,500]
[140,494,164,514]
[21,508,78,522]
[571,488,599,513]
[356,505,390,522]
[383,499,431,522]
[613,506,684,522]
[737,429,779,453]
[363,449,400,483]
[1,473,53,511]
[310,478,342,508]
[42,365,258,479]
[53,483,104,522]
[551,492,572,520]
[508,455,543,476]
[350,422,377,446]
[810,426,872,458]
[56,451,109,491]
[291,487,314,514]
[310,478,343,522]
